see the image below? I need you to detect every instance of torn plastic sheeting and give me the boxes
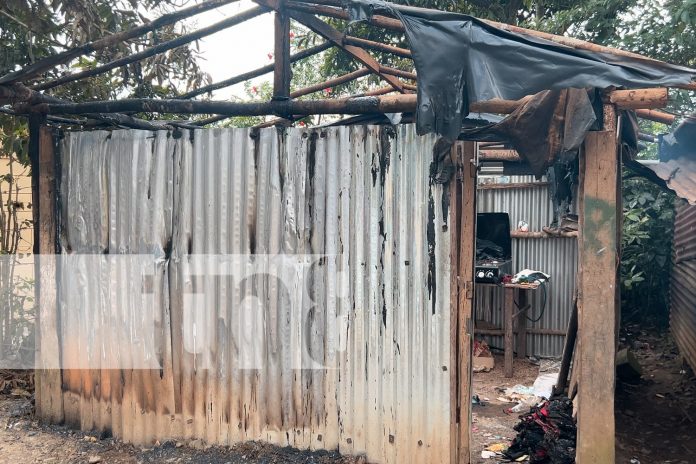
[458,89,597,177]
[348,0,696,141]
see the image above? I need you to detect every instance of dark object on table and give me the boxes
[476,213,512,284]
[504,396,576,464]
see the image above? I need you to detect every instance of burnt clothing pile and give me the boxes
[504,396,576,464]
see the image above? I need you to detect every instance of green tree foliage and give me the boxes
[621,176,675,325]
[0,0,210,100]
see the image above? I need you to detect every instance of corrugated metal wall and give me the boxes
[672,201,696,372]
[476,176,577,357]
[54,125,453,463]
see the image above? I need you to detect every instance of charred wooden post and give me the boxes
[454,141,477,464]
[273,2,292,100]
[29,116,64,424]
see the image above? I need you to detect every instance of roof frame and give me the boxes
[0,0,690,131]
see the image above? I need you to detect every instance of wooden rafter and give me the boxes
[33,6,268,91]
[343,36,412,59]
[290,67,371,98]
[179,42,332,99]
[254,0,408,93]
[0,0,243,85]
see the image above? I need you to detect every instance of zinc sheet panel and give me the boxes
[56,125,452,464]
[476,176,576,357]
[671,202,696,372]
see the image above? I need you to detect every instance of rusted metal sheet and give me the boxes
[54,125,452,463]
[671,201,696,372]
[476,175,577,357]
[649,158,696,205]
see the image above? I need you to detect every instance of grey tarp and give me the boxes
[348,0,696,141]
[644,115,696,204]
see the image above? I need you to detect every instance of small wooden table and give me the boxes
[476,281,541,377]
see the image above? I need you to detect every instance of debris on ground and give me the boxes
[504,396,576,464]
[485,442,508,453]
[616,347,643,384]
[0,369,34,396]
[474,340,496,373]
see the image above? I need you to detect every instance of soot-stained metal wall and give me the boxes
[672,201,696,373]
[54,124,453,463]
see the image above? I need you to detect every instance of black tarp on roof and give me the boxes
[348,0,696,141]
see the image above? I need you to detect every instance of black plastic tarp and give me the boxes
[660,114,696,160]
[348,0,696,141]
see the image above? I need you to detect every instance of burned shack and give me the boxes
[2,0,696,463]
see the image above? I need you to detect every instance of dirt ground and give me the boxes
[0,394,358,464]
[615,326,696,464]
[471,354,539,464]
[2,328,694,464]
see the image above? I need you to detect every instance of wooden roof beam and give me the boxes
[0,0,243,85]
[3,82,182,130]
[290,67,371,98]
[635,108,676,125]
[33,6,268,91]
[343,36,412,59]
[254,0,409,93]
[35,94,419,116]
[180,42,332,99]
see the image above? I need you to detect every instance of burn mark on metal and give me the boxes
[427,183,437,315]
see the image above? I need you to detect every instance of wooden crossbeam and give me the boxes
[179,42,332,99]
[380,66,416,81]
[290,67,371,98]
[289,11,407,93]
[5,83,186,130]
[609,88,668,110]
[343,36,412,58]
[0,0,243,85]
[33,6,267,91]
[26,89,676,120]
[636,108,676,125]
[34,93,419,116]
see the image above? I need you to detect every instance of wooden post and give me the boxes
[504,287,514,377]
[554,297,578,396]
[30,116,64,424]
[577,130,618,463]
[449,150,461,464]
[273,3,291,100]
[517,290,527,359]
[455,141,477,464]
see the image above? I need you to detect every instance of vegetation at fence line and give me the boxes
[621,174,675,326]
